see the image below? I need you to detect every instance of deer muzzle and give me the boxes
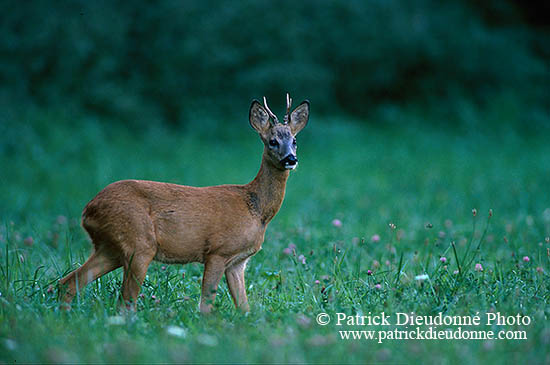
[281,154,298,170]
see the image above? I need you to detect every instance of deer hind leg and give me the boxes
[58,246,121,306]
[200,255,226,314]
[225,259,250,312]
[121,247,156,310]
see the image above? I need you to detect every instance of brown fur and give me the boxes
[58,96,309,313]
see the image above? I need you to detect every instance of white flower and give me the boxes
[107,316,125,325]
[166,325,187,338]
[414,274,429,281]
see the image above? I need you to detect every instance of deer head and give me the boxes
[249,93,310,170]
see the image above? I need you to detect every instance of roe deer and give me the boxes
[58,94,309,313]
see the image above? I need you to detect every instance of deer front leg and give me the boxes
[200,255,225,314]
[225,260,250,312]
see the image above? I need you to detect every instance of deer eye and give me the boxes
[269,139,279,147]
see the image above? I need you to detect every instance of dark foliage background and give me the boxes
[0,0,548,127]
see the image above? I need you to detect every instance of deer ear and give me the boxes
[249,100,270,133]
[289,101,309,135]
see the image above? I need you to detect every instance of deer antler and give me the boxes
[263,96,279,125]
[283,93,292,124]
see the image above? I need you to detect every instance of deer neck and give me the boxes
[247,151,290,225]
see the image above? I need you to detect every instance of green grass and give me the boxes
[1,106,549,363]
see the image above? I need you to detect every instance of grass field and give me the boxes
[1,106,549,363]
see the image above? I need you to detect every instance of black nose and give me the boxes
[281,154,298,165]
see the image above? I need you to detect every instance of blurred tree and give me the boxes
[0,0,547,127]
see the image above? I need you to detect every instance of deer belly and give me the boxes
[152,213,210,264]
[153,235,207,264]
